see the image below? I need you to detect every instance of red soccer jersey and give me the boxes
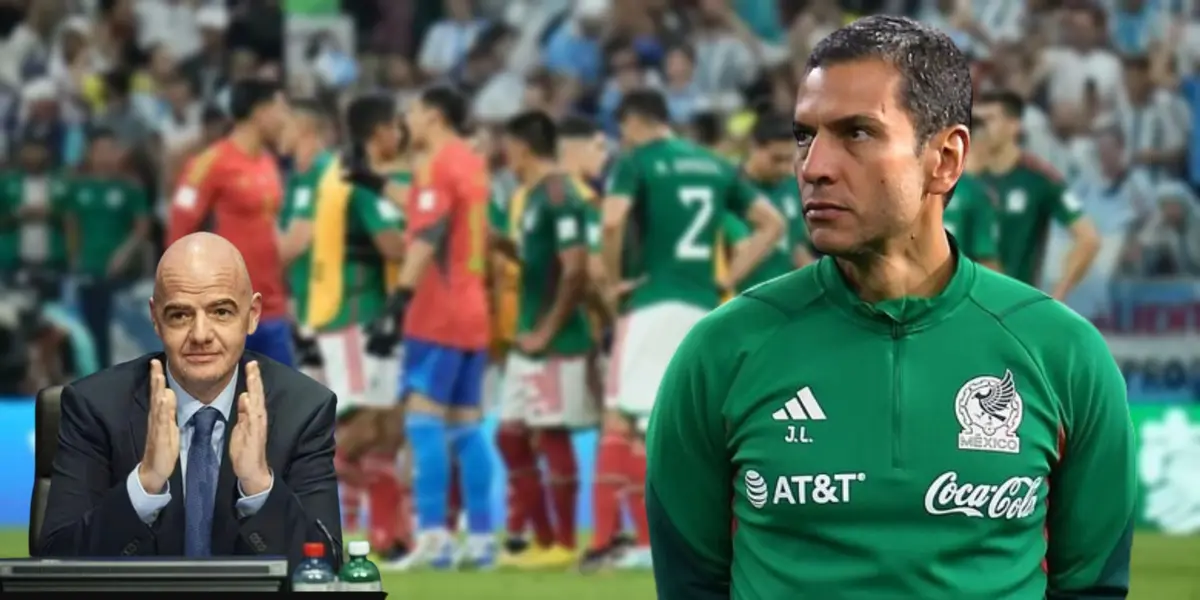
[403,139,491,350]
[167,139,287,319]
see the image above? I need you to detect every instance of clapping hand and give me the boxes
[230,361,272,496]
[138,359,179,493]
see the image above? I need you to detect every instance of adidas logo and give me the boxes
[772,387,827,421]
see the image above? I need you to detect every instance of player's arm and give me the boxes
[1048,184,1100,301]
[965,183,1002,271]
[583,201,615,325]
[531,180,589,342]
[396,156,489,289]
[722,211,751,257]
[647,311,735,600]
[108,186,151,274]
[1044,319,1134,599]
[600,152,641,288]
[279,185,315,265]
[354,186,407,261]
[166,149,220,245]
[721,178,784,290]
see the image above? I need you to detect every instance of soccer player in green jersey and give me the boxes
[944,172,1001,270]
[286,95,411,555]
[593,89,785,570]
[494,111,596,569]
[64,128,151,368]
[972,90,1100,296]
[279,99,335,327]
[721,114,814,291]
[647,16,1134,600]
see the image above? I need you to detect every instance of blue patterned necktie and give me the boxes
[185,406,222,557]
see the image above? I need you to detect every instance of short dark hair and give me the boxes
[666,43,696,65]
[806,15,972,145]
[752,113,795,145]
[976,89,1025,120]
[418,85,469,133]
[557,115,599,139]
[1122,54,1151,72]
[103,69,132,98]
[202,104,227,125]
[505,110,558,159]
[229,78,281,121]
[690,111,723,147]
[290,97,330,122]
[345,94,396,143]
[616,89,670,125]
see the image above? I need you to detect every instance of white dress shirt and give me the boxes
[125,364,274,525]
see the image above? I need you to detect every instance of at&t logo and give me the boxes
[745,469,769,508]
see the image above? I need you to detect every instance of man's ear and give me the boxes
[927,125,970,197]
[148,298,161,338]
[247,292,262,335]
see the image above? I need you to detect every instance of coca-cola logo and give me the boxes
[923,471,1044,520]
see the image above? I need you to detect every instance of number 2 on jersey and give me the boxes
[676,187,714,260]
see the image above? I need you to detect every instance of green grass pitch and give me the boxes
[0,530,1194,598]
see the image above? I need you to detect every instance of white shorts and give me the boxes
[606,302,708,418]
[498,353,599,428]
[317,325,401,417]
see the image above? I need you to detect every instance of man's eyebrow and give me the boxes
[794,114,887,134]
[206,298,239,310]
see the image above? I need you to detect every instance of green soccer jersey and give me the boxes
[945,173,1000,263]
[0,171,70,271]
[721,174,806,291]
[607,138,758,311]
[976,155,1082,285]
[647,255,1134,600]
[318,171,407,332]
[281,151,335,323]
[513,174,593,356]
[64,177,147,277]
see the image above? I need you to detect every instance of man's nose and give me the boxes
[189,314,215,343]
[799,134,838,187]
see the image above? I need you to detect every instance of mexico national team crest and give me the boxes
[955,370,1023,454]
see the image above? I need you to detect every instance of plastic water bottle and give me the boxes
[338,541,383,592]
[292,542,338,592]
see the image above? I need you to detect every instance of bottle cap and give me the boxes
[303,542,324,558]
[348,540,371,557]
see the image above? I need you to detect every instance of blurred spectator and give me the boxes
[1135,180,1200,276]
[501,0,572,76]
[471,24,527,123]
[0,131,68,277]
[1117,54,1191,182]
[418,0,485,78]
[543,0,610,89]
[0,0,62,88]
[662,43,704,125]
[13,77,87,168]
[178,3,230,104]
[1039,4,1126,136]
[598,36,660,136]
[134,0,202,62]
[690,0,767,110]
[521,67,580,121]
[788,0,845,57]
[1109,0,1166,56]
[93,68,153,148]
[63,127,150,368]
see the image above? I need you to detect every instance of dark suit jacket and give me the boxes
[35,351,343,570]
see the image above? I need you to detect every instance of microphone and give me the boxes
[315,518,343,570]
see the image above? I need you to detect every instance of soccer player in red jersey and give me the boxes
[345,86,495,570]
[166,79,295,365]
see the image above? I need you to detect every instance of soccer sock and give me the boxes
[625,440,650,547]
[446,460,462,532]
[393,449,414,549]
[496,425,554,547]
[363,451,402,551]
[538,429,579,549]
[504,479,525,540]
[590,432,630,550]
[448,422,495,536]
[334,449,363,534]
[404,413,450,531]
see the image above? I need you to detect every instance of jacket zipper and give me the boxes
[891,322,904,470]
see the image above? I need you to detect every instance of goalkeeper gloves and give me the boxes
[341,143,387,195]
[364,288,412,357]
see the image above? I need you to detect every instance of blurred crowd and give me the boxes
[0,0,1197,394]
